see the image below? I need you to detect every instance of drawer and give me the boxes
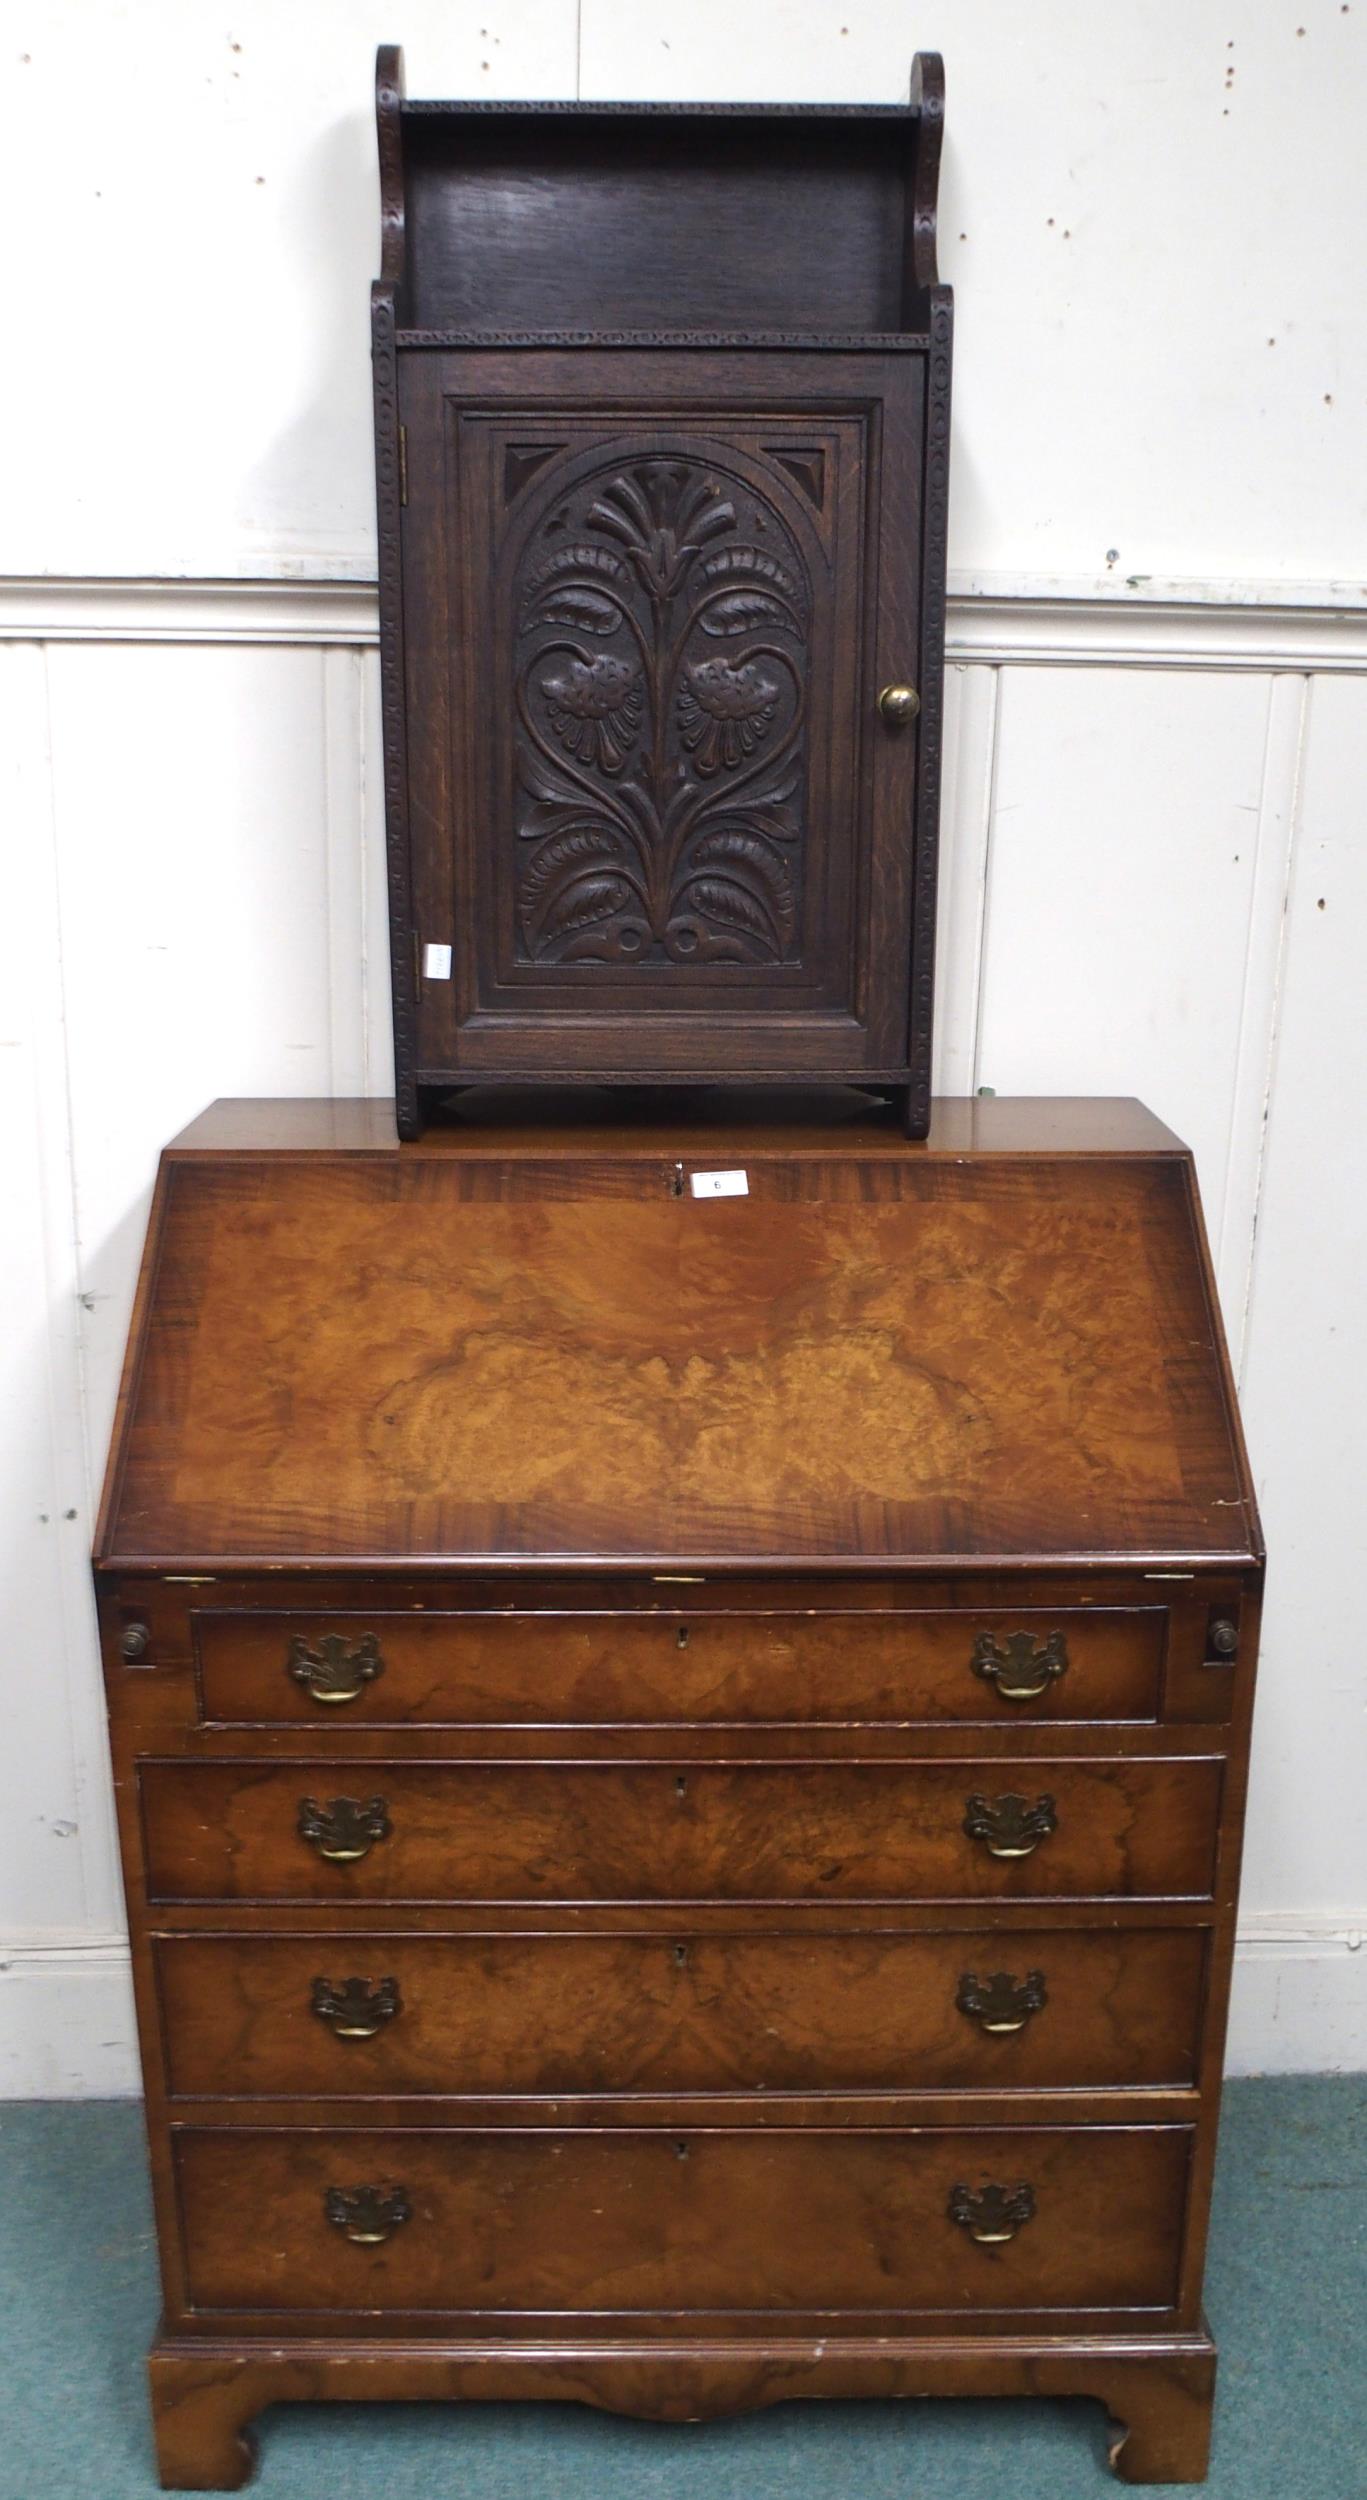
[156,1924,1209,2098]
[192,1605,1166,1726]
[173,2122,1191,2317]
[140,1756,1221,1904]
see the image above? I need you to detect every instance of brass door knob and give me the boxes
[878,682,920,726]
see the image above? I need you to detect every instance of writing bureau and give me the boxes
[93,1093,1261,2487]
[372,46,952,1136]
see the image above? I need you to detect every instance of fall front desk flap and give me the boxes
[95,1102,1256,1573]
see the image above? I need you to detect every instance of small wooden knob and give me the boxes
[878,682,920,726]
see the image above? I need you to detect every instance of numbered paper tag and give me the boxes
[689,1169,749,1199]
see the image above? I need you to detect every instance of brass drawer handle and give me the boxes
[956,1968,1048,2034]
[963,1791,1057,1860]
[311,1975,402,2039]
[324,2184,410,2246]
[297,1795,391,1864]
[288,1631,385,1705]
[949,2181,1036,2245]
[970,1628,1068,1705]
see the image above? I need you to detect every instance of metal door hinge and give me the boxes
[398,423,408,506]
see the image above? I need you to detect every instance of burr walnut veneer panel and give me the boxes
[193,1604,1167,1726]
[174,2123,1192,2320]
[100,1145,1251,1573]
[140,1756,1221,1907]
[155,1926,1209,2099]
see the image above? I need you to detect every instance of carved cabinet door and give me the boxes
[400,349,927,1088]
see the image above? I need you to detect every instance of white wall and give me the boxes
[1,2,1364,2089]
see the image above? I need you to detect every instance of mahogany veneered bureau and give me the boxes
[94,1091,1263,2486]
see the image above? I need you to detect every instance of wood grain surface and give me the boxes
[193,1603,1167,1727]
[95,1099,1258,2490]
[154,1924,1208,2099]
[99,1147,1252,1570]
[139,1755,1221,1906]
[172,2121,1192,2317]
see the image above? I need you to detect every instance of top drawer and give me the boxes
[192,1605,1167,1728]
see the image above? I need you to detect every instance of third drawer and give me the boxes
[154,1923,1211,2097]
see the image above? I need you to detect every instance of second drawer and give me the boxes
[155,1923,1210,2097]
[140,1757,1222,1903]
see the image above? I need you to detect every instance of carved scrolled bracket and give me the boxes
[962,1792,1058,1861]
[310,1975,402,2040]
[324,2183,411,2246]
[970,1628,1069,1705]
[287,1630,385,1706]
[297,1795,391,1865]
[948,2181,1037,2246]
[955,1968,1048,2034]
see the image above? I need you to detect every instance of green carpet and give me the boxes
[0,2079,1362,2496]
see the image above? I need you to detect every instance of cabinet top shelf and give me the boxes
[374,44,947,336]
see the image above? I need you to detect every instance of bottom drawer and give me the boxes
[174,2123,1191,2318]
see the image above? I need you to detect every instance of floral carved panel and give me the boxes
[510,453,815,970]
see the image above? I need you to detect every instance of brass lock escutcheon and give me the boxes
[956,1968,1048,2034]
[324,2183,411,2246]
[970,1627,1069,1705]
[878,681,920,727]
[311,1974,402,2040]
[948,2181,1037,2246]
[288,1629,385,1706]
[963,1791,1058,1860]
[297,1794,391,1865]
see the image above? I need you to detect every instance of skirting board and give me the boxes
[1,1926,1362,2098]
